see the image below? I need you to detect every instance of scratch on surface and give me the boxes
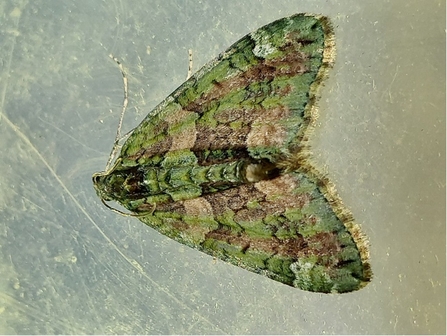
[0,291,85,334]
[1,45,224,335]
[2,111,225,332]
[386,65,399,103]
[37,116,103,154]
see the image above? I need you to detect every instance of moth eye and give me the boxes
[92,174,102,184]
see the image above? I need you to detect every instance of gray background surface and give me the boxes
[1,0,445,334]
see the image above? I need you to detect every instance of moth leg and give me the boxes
[187,48,193,79]
[134,203,157,217]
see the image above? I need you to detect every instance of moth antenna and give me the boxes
[106,54,129,171]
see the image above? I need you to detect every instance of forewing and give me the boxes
[139,171,371,293]
[118,14,334,168]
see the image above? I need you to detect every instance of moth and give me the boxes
[93,14,372,293]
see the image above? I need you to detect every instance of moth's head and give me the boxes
[92,171,114,201]
[92,170,141,217]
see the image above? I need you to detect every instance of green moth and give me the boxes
[93,14,372,293]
